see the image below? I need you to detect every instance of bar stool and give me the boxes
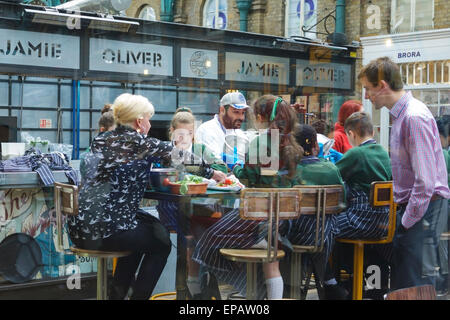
[54,182,131,300]
[336,181,397,300]
[219,188,302,300]
[289,184,346,299]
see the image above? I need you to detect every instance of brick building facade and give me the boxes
[125,0,449,98]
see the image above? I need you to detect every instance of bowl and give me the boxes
[149,168,178,192]
[168,182,208,195]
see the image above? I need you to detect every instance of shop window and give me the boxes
[391,0,433,33]
[203,0,228,30]
[138,5,156,21]
[286,0,317,39]
[0,75,8,108]
[399,60,450,86]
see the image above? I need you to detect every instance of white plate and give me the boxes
[207,185,242,191]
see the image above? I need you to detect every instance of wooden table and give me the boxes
[143,189,239,299]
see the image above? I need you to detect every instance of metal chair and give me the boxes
[219,188,302,300]
[336,181,397,300]
[289,184,346,299]
[54,182,130,300]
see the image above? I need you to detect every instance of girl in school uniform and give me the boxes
[192,95,305,300]
[155,107,228,299]
[285,124,346,290]
[156,107,227,233]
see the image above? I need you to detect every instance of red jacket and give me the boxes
[332,122,352,154]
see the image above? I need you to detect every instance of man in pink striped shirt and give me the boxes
[358,57,450,291]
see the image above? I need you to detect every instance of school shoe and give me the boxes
[186,287,204,300]
[435,274,448,296]
[323,284,349,300]
[108,284,129,300]
[200,271,222,300]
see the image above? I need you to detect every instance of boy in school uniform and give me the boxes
[324,112,393,299]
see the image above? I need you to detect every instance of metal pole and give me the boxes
[299,0,305,37]
[335,0,345,34]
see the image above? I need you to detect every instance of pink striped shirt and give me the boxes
[389,91,450,229]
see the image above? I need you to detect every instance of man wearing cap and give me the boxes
[196,92,250,161]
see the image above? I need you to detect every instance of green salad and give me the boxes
[174,175,204,194]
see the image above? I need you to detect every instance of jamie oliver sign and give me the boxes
[296,59,351,90]
[89,38,173,76]
[225,52,289,85]
[0,28,79,69]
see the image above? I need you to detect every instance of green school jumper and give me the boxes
[232,132,290,187]
[335,143,392,195]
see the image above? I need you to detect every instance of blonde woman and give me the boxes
[68,93,216,300]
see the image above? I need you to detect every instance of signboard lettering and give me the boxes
[89,38,172,76]
[0,29,79,69]
[296,59,351,90]
[225,52,289,85]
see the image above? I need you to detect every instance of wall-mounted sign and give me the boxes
[225,52,289,85]
[296,59,352,90]
[39,119,52,129]
[89,38,173,76]
[0,29,79,69]
[181,48,218,80]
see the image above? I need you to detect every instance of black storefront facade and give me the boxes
[0,2,357,299]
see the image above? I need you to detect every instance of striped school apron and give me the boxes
[192,208,273,299]
[192,207,337,298]
[336,188,392,262]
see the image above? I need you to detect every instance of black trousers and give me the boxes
[72,210,172,300]
[391,204,424,290]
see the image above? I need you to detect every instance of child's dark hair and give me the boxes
[344,112,374,137]
[311,119,330,136]
[101,104,113,114]
[295,124,317,156]
[98,104,115,130]
[436,116,449,138]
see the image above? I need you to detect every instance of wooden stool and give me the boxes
[290,185,346,299]
[385,284,436,300]
[54,182,131,300]
[336,181,397,300]
[150,291,177,300]
[220,188,302,300]
[70,247,130,299]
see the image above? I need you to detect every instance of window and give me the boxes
[203,0,228,30]
[138,5,156,21]
[391,0,433,33]
[286,0,317,38]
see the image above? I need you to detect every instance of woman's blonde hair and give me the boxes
[112,93,155,126]
[169,107,196,139]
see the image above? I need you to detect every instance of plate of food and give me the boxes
[207,175,244,191]
[164,175,208,195]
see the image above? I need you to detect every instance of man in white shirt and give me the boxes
[195,92,250,161]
